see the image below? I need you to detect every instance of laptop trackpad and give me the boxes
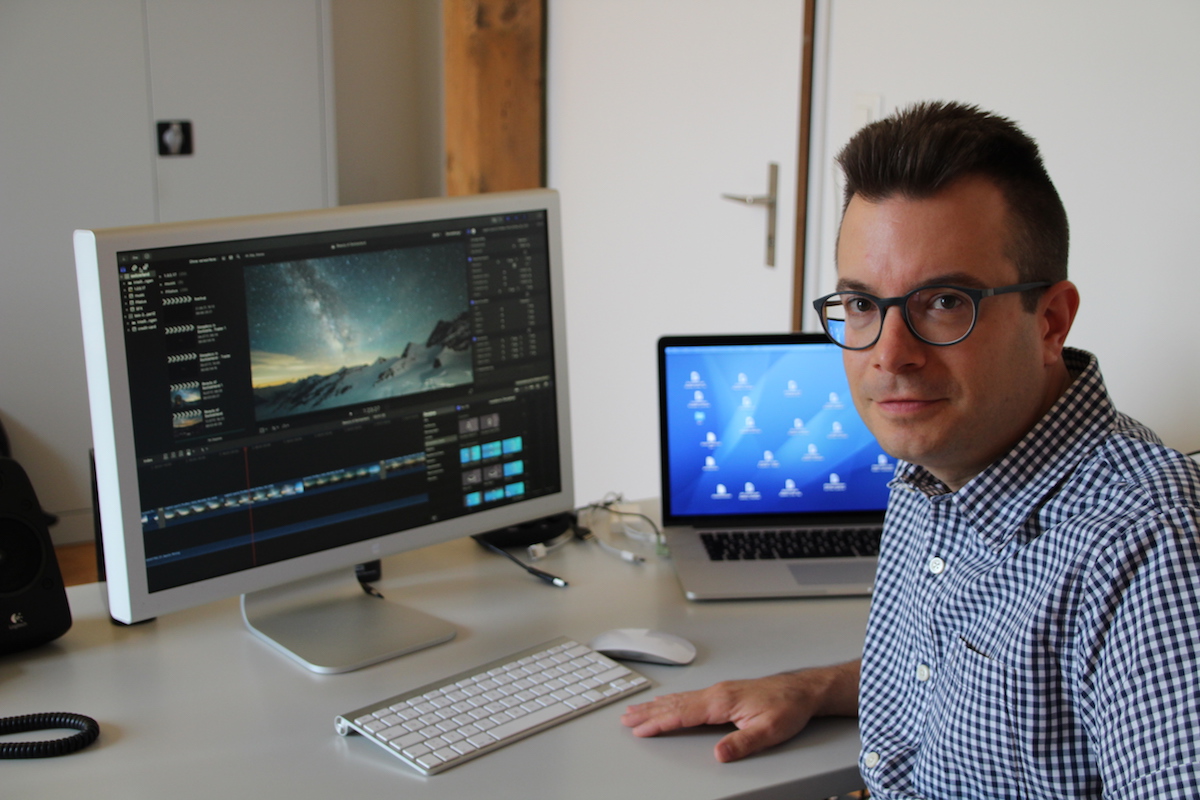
[787,561,873,589]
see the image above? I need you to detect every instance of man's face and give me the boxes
[835,176,1058,489]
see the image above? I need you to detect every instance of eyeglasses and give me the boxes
[812,281,1052,350]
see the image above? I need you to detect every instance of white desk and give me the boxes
[2,528,868,799]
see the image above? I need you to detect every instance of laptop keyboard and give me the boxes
[700,528,881,561]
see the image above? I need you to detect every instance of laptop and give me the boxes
[657,333,891,600]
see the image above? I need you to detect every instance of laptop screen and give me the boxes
[659,334,894,522]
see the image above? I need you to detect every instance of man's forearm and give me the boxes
[807,658,860,718]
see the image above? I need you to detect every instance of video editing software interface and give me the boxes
[663,341,893,517]
[118,209,561,592]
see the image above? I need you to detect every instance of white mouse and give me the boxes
[588,628,697,666]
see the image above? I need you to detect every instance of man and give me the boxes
[622,102,1200,797]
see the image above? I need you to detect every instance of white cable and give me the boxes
[577,495,664,563]
[618,518,657,543]
[525,529,574,562]
[592,535,645,564]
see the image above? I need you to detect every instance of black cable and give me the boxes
[576,497,666,553]
[577,496,663,536]
[355,559,385,598]
[0,713,100,758]
[358,581,385,599]
[472,535,568,587]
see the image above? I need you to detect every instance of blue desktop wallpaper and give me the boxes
[664,342,894,517]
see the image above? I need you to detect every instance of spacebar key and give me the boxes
[487,702,572,741]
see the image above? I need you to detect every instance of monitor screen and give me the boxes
[75,189,572,672]
[659,334,892,522]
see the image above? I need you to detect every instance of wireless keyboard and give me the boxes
[335,636,651,775]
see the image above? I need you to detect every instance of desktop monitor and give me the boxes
[74,189,572,673]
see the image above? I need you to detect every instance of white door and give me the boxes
[548,0,805,505]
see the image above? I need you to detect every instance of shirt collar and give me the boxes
[892,348,1116,549]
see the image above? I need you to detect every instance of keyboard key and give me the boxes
[393,731,425,749]
[486,701,571,740]
[451,740,477,755]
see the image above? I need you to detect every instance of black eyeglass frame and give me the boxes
[812,281,1053,350]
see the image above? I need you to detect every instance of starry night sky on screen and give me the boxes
[244,243,468,389]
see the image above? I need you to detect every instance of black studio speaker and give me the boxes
[0,457,71,655]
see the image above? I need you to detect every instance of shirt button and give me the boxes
[916,663,932,682]
[928,556,945,575]
[863,751,881,769]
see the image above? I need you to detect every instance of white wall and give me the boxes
[547,0,804,507]
[808,0,1200,455]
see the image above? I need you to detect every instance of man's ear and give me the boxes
[1038,280,1080,366]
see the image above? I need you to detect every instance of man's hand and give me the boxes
[620,660,860,763]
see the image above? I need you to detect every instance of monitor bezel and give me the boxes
[76,189,573,625]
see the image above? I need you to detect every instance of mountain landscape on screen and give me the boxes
[254,312,472,420]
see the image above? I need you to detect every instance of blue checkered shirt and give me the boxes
[858,348,1200,797]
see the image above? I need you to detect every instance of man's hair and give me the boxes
[836,101,1068,309]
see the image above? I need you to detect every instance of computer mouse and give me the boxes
[588,628,697,666]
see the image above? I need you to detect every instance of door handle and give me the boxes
[722,162,778,266]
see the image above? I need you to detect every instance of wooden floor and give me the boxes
[55,541,99,587]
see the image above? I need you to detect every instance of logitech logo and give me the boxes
[9,612,28,630]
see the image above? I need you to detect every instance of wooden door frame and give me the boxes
[443,0,546,195]
[791,0,818,331]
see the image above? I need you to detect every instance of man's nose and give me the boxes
[872,307,926,373]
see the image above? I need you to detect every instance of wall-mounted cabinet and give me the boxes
[0,0,335,543]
